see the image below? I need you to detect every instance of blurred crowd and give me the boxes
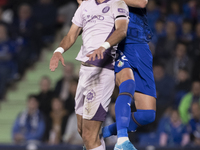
[12,62,83,145]
[1,0,200,148]
[0,0,78,101]
[136,0,200,148]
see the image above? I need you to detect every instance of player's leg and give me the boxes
[77,114,83,136]
[77,115,105,150]
[103,44,156,138]
[128,44,156,131]
[128,92,156,132]
[113,67,137,150]
[103,85,156,139]
[82,119,103,149]
[81,66,114,150]
[115,68,135,140]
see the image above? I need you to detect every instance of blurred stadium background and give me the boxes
[0,0,200,150]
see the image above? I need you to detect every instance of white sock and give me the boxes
[89,145,104,150]
[100,137,106,150]
[117,137,129,145]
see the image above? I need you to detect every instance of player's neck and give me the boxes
[96,0,106,4]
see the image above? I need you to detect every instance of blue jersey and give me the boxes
[120,7,153,44]
[115,7,156,98]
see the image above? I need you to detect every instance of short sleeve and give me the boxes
[72,5,83,27]
[111,0,129,20]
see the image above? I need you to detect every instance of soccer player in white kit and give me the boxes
[49,0,129,149]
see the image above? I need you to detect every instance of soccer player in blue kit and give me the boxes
[88,0,157,150]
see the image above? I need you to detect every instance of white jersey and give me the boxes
[72,0,129,69]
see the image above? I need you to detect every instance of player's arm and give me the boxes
[124,0,148,8]
[49,24,82,71]
[106,19,128,49]
[87,18,129,61]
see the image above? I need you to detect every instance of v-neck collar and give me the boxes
[95,0,110,5]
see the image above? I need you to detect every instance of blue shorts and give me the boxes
[115,43,156,98]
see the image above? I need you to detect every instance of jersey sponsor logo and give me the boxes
[102,6,110,13]
[118,8,128,15]
[117,60,124,67]
[84,15,105,24]
[86,89,96,102]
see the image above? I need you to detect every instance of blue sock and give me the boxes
[115,79,135,138]
[102,123,117,138]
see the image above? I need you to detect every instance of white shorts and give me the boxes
[75,65,115,121]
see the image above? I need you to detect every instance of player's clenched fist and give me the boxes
[49,52,65,72]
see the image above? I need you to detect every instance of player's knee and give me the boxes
[135,110,156,125]
[144,110,156,124]
[119,79,135,96]
[82,130,96,146]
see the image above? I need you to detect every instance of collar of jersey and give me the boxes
[95,0,110,5]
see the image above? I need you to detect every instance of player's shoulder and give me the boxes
[83,0,93,4]
[110,0,127,5]
[110,0,128,9]
[79,0,92,7]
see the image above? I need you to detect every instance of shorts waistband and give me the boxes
[81,62,96,67]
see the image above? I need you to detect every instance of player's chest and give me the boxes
[82,4,113,24]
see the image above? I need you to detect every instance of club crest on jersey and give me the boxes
[102,6,110,13]
[117,60,124,67]
[86,90,96,102]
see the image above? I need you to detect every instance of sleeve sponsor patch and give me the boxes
[118,8,128,15]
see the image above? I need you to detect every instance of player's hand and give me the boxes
[87,47,105,61]
[49,52,66,72]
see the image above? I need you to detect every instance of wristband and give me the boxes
[54,47,64,54]
[101,42,111,49]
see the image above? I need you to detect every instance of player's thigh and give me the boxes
[116,68,135,86]
[115,51,135,86]
[82,67,115,121]
[134,92,156,110]
[76,114,83,136]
